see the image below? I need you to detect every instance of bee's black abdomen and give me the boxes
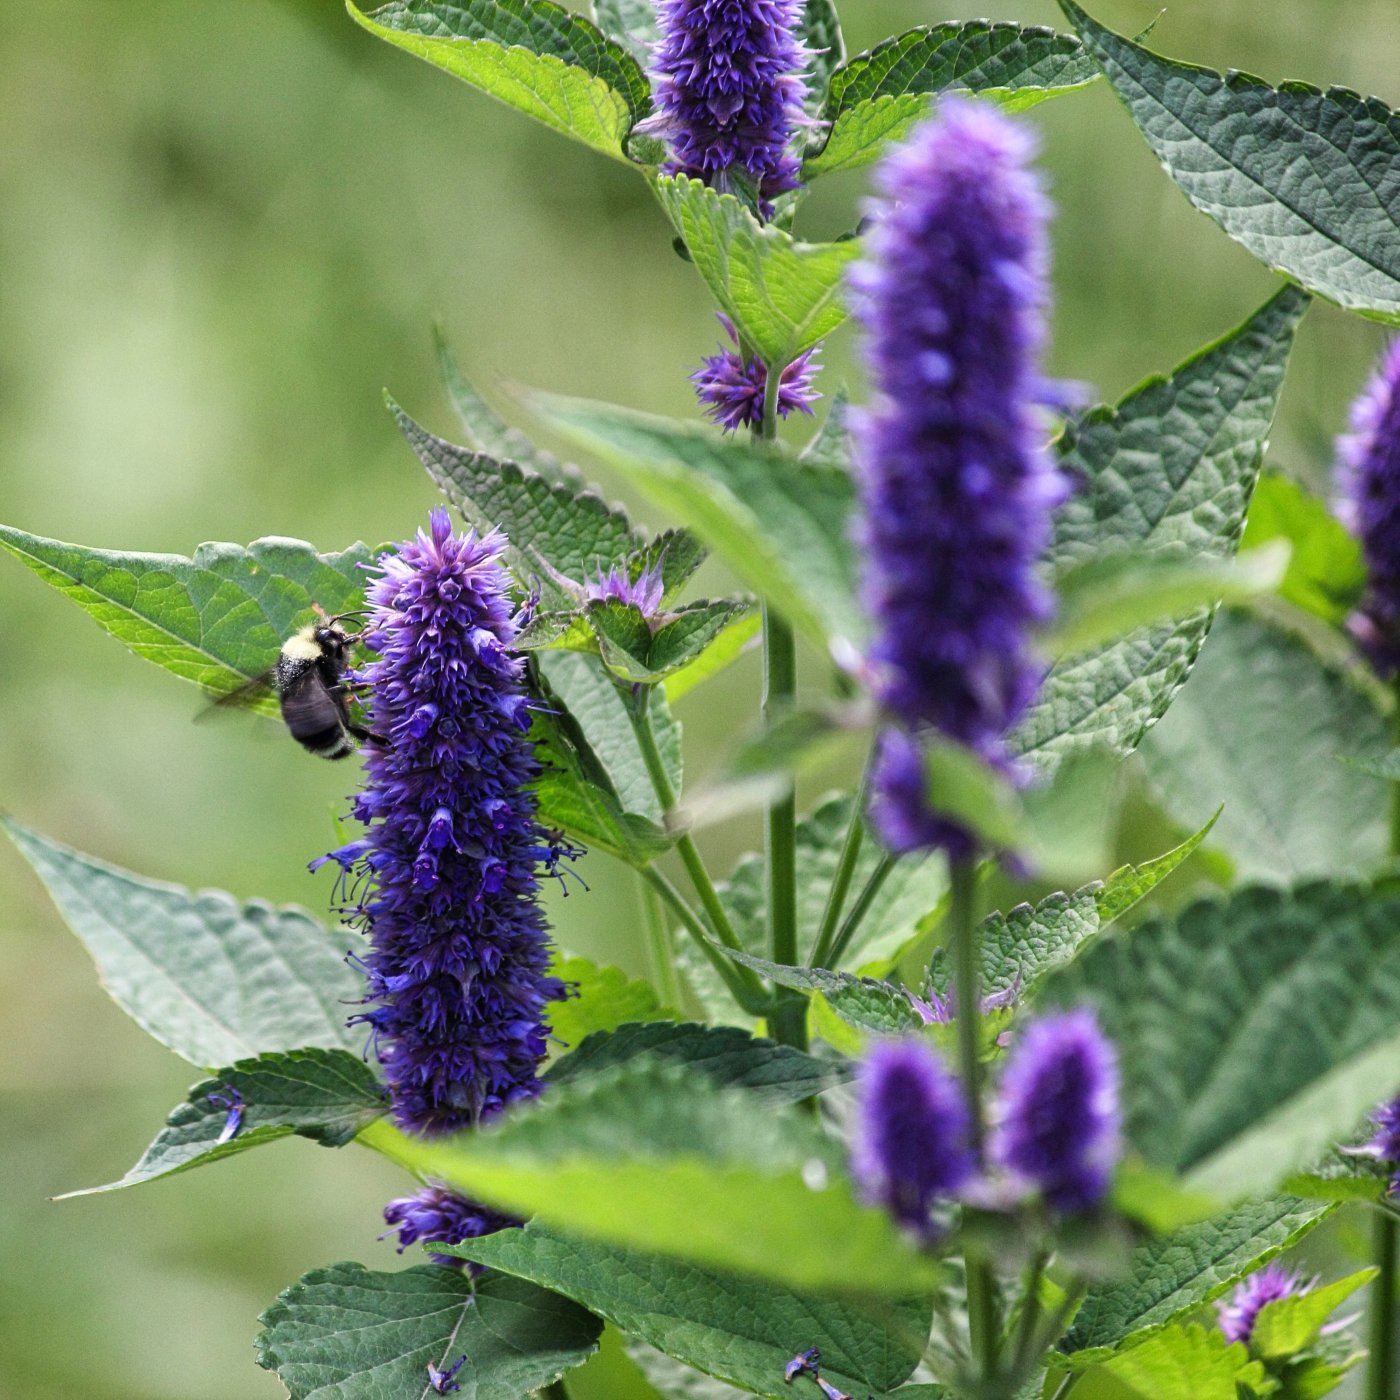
[303,725,356,760]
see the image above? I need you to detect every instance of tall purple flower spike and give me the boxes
[316,508,571,1136]
[692,314,821,432]
[1336,339,1400,673]
[382,1183,517,1272]
[849,99,1069,858]
[639,0,810,213]
[851,1038,975,1236]
[993,1009,1121,1214]
[1217,1262,1309,1345]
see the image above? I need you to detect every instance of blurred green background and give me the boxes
[1,0,1397,1395]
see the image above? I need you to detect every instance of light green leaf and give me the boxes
[256,1263,601,1399]
[1251,1268,1376,1360]
[0,524,374,712]
[547,958,678,1052]
[526,392,861,652]
[1060,1,1400,324]
[1040,879,1400,1203]
[60,1049,386,1198]
[452,1225,931,1397]
[546,1020,845,1104]
[3,819,363,1067]
[1061,1195,1335,1359]
[1013,284,1308,771]
[350,0,651,163]
[806,22,1098,178]
[664,609,761,702]
[1141,611,1391,880]
[654,175,860,367]
[364,1061,941,1295]
[1240,473,1365,626]
[1057,1323,1266,1399]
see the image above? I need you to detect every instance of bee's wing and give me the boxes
[195,669,278,723]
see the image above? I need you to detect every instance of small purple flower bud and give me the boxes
[993,1010,1120,1214]
[427,1354,467,1393]
[850,100,1069,857]
[207,1087,245,1145]
[691,315,821,432]
[851,1039,975,1235]
[585,561,667,620]
[318,509,573,1136]
[1336,340,1400,674]
[640,0,810,213]
[1217,1262,1308,1345]
[381,1184,518,1273]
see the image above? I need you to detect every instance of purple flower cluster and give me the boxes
[1336,339,1400,674]
[851,1010,1119,1233]
[850,99,1068,858]
[318,509,568,1136]
[640,0,809,211]
[691,315,821,431]
[382,1184,517,1271]
[1217,1263,1308,1345]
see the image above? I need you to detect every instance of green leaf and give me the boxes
[0,525,374,711]
[1039,879,1400,1203]
[452,1224,931,1397]
[1060,1,1400,324]
[3,819,363,1067]
[546,1020,845,1104]
[664,609,761,702]
[350,0,650,163]
[1061,1195,1335,1359]
[1251,1268,1376,1360]
[60,1049,386,1197]
[527,392,861,652]
[256,1262,602,1399]
[364,1061,941,1294]
[806,22,1098,178]
[1047,542,1288,658]
[589,0,656,64]
[590,597,756,684]
[1057,1322,1266,1399]
[625,1341,750,1400]
[1240,473,1365,625]
[1141,611,1391,880]
[800,386,852,471]
[654,175,861,367]
[1013,284,1308,771]
[547,958,678,1051]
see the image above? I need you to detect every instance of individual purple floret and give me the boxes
[993,1009,1120,1214]
[849,99,1068,859]
[1346,1095,1400,1193]
[691,315,821,432]
[851,1039,975,1236]
[315,509,571,1136]
[638,0,809,213]
[1217,1263,1309,1346]
[382,1183,518,1272]
[427,1353,467,1394]
[1336,339,1400,674]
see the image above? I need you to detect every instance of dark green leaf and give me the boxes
[1013,285,1308,771]
[663,609,762,703]
[61,1049,385,1197]
[654,175,861,367]
[1141,611,1390,880]
[590,597,755,683]
[3,819,362,1067]
[351,0,651,162]
[625,1341,750,1400]
[1061,1,1400,324]
[546,1020,845,1103]
[589,0,657,63]
[0,524,373,711]
[806,22,1097,178]
[1040,879,1400,1202]
[256,1262,601,1399]
[453,1224,931,1397]
[798,0,845,116]
[1061,1196,1335,1358]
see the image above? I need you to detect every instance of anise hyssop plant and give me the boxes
[9,0,1400,1397]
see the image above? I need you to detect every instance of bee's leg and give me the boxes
[349,724,387,748]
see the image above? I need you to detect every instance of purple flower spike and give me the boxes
[850,100,1069,858]
[639,0,810,213]
[692,315,821,432]
[993,1009,1120,1214]
[1217,1263,1308,1346]
[851,1039,975,1236]
[382,1183,518,1272]
[318,508,572,1136]
[1336,340,1400,674]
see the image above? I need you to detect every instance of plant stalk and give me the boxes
[807,778,868,969]
[822,853,895,971]
[638,872,682,1008]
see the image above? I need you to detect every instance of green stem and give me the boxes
[807,778,868,969]
[1010,1252,1047,1378]
[639,873,682,1008]
[823,853,895,970]
[1370,1215,1397,1400]
[1048,1373,1075,1400]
